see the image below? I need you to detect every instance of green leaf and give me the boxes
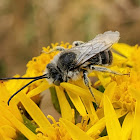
[98,85,105,93]
[16,133,28,140]
[16,115,38,140]
[50,86,61,113]
[22,115,38,134]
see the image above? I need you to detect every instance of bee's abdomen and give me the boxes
[100,50,113,65]
[88,50,113,65]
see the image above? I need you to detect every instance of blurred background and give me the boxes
[0,0,140,77]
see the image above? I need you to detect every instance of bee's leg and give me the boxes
[72,41,84,47]
[90,65,128,75]
[42,46,65,54]
[83,70,98,106]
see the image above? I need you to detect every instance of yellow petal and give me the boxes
[61,83,92,98]
[55,86,73,121]
[103,82,116,100]
[91,87,103,104]
[100,82,116,107]
[0,131,12,140]
[14,91,53,135]
[0,125,16,139]
[0,83,22,121]
[97,136,109,140]
[86,117,105,137]
[5,79,29,105]
[115,109,128,118]
[61,82,102,103]
[82,99,99,124]
[95,72,111,87]
[0,115,13,127]
[130,88,140,140]
[103,95,121,140]
[113,52,127,64]
[112,43,133,58]
[121,112,133,140]
[0,105,38,140]
[60,118,94,140]
[27,80,50,98]
[96,108,127,123]
[66,90,87,117]
[73,79,103,103]
[89,72,96,77]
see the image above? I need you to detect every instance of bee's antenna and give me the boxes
[0,73,50,105]
[0,74,48,80]
[7,79,37,105]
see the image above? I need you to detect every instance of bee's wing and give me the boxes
[70,31,120,66]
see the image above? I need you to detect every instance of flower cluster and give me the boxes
[0,42,140,140]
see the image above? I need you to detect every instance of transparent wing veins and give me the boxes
[68,31,120,66]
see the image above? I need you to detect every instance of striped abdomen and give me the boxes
[88,50,113,66]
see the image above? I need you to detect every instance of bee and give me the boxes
[0,31,123,105]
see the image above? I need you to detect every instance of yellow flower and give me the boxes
[0,82,39,140]
[0,42,140,140]
[93,43,140,140]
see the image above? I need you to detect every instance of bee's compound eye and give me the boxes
[46,63,53,69]
[53,74,63,86]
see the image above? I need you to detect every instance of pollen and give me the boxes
[111,73,136,112]
[97,43,140,113]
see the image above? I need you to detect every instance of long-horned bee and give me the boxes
[0,31,123,105]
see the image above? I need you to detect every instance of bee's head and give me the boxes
[46,63,63,86]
